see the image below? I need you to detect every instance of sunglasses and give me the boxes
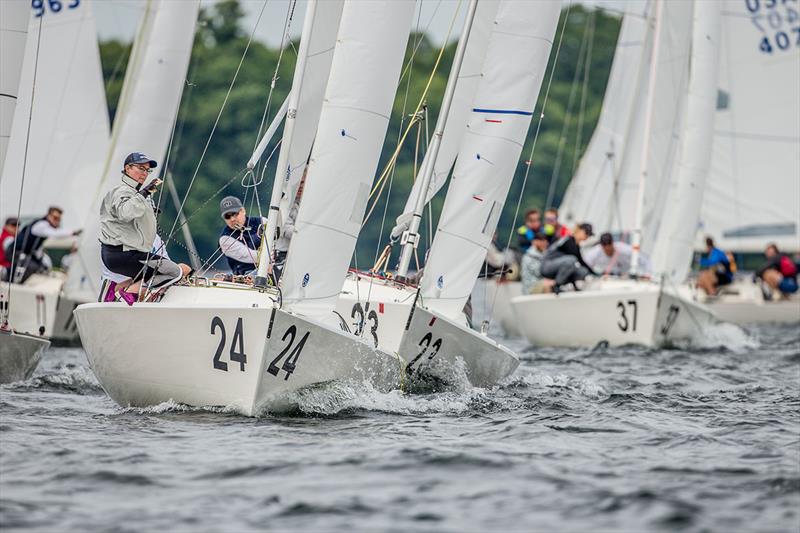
[223,211,238,220]
[130,164,153,174]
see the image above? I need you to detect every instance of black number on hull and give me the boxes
[660,304,681,336]
[351,302,379,347]
[406,332,443,375]
[211,316,247,372]
[211,316,228,371]
[616,300,638,332]
[268,325,309,380]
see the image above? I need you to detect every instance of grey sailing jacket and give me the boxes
[99,174,157,253]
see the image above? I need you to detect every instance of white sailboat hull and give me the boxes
[481,279,523,337]
[74,285,402,416]
[511,278,716,348]
[0,330,49,384]
[700,279,800,325]
[336,274,519,387]
[1,273,64,338]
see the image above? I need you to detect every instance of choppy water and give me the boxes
[1,317,799,531]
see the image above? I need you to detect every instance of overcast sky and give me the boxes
[95,0,633,46]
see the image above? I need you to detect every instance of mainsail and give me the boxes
[699,0,800,253]
[65,0,200,298]
[0,0,109,231]
[419,0,561,320]
[280,0,415,318]
[0,0,29,173]
[650,1,722,282]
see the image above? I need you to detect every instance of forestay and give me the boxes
[280,0,415,318]
[65,0,199,298]
[698,0,800,253]
[650,1,722,282]
[0,0,29,174]
[419,0,561,320]
[391,0,500,239]
[0,0,109,232]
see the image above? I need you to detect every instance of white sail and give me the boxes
[0,0,109,231]
[650,0,722,282]
[559,2,650,228]
[699,0,800,253]
[419,0,562,320]
[391,0,500,238]
[559,1,693,260]
[65,0,200,298]
[0,0,29,174]
[280,0,415,318]
[275,0,344,234]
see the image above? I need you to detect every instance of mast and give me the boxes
[254,0,319,288]
[629,0,663,277]
[395,0,479,280]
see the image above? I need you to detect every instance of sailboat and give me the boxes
[0,0,110,346]
[73,0,417,415]
[53,0,200,345]
[0,0,49,383]
[691,0,800,324]
[335,0,561,386]
[509,0,718,348]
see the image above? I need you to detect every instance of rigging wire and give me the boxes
[484,1,574,326]
[544,11,592,210]
[570,10,596,184]
[3,15,44,319]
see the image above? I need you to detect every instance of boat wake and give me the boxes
[682,321,760,353]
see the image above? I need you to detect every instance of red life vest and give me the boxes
[779,255,797,278]
[0,228,14,268]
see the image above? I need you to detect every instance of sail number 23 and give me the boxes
[33,0,81,17]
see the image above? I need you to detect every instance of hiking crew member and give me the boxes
[9,207,79,282]
[516,208,542,252]
[584,232,652,277]
[99,152,189,305]
[520,232,553,294]
[0,217,18,275]
[540,223,597,294]
[697,236,732,296]
[756,243,798,298]
[218,196,266,276]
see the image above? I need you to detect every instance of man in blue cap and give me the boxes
[98,152,189,304]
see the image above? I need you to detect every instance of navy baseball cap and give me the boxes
[124,152,157,168]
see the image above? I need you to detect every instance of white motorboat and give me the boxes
[511,277,714,348]
[0,328,49,384]
[75,0,417,414]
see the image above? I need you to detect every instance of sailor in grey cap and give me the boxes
[218,196,267,276]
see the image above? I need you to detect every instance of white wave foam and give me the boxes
[504,371,609,399]
[686,322,760,353]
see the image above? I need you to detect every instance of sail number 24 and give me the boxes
[32,0,81,17]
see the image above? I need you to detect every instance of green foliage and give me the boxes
[98,2,621,268]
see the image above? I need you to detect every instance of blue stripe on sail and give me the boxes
[472,108,533,116]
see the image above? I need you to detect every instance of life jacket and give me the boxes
[220,216,263,275]
[13,217,48,257]
[779,254,797,278]
[0,228,14,267]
